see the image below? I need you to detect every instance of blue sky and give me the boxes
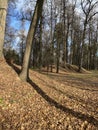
[7,0,98,50]
[7,1,31,50]
[8,0,36,30]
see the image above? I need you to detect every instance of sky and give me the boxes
[7,0,30,50]
[7,0,98,50]
[9,0,82,30]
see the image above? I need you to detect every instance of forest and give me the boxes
[0,0,98,129]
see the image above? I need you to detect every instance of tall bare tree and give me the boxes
[62,0,66,66]
[79,0,98,71]
[19,0,44,81]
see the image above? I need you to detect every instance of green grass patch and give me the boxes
[0,97,4,106]
[0,97,3,104]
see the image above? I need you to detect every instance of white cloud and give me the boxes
[16,0,24,10]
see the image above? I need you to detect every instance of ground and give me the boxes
[0,60,98,130]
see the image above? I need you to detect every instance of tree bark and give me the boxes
[50,0,53,72]
[38,14,43,70]
[63,0,66,66]
[0,0,8,58]
[19,0,44,81]
[56,39,60,73]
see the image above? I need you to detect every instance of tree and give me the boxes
[55,23,63,73]
[50,0,53,72]
[0,0,8,58]
[69,0,77,64]
[18,20,26,64]
[38,15,43,70]
[62,0,66,66]
[79,0,98,71]
[19,0,44,81]
[87,19,98,70]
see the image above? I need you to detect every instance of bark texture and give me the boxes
[19,0,44,81]
[0,0,8,58]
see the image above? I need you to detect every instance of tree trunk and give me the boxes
[38,15,43,70]
[0,0,8,58]
[19,0,44,81]
[63,0,66,66]
[66,20,70,63]
[56,39,60,73]
[78,20,87,71]
[50,0,53,72]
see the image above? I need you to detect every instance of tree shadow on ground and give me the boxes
[28,78,98,127]
[8,63,98,127]
[41,72,98,91]
[27,72,98,107]
[7,62,21,74]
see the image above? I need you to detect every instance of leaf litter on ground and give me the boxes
[0,60,98,129]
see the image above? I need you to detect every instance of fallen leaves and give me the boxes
[0,61,98,129]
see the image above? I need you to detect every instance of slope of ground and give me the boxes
[61,63,90,73]
[0,60,98,130]
[41,64,90,74]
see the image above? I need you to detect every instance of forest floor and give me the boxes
[0,60,98,130]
